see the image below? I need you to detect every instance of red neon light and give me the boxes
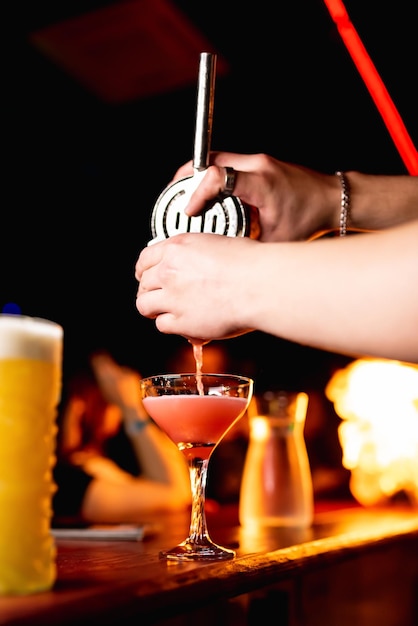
[323,0,418,175]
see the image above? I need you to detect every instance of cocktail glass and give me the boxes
[140,373,253,560]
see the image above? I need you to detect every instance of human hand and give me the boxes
[90,352,144,414]
[135,233,258,342]
[169,152,339,242]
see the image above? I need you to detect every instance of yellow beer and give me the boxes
[0,315,63,595]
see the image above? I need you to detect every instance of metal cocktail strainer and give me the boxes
[149,52,259,244]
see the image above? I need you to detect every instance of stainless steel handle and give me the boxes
[193,52,216,171]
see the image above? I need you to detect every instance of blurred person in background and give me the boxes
[53,351,190,526]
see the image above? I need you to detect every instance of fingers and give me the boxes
[184,166,232,216]
[170,160,193,183]
[170,152,244,184]
[184,153,268,217]
[135,239,164,282]
[169,153,248,217]
[135,243,166,319]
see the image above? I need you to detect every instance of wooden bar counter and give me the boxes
[1,502,417,626]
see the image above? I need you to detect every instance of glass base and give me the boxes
[159,539,235,561]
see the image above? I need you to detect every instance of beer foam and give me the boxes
[0,315,63,362]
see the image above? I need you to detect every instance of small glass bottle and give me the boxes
[239,390,313,531]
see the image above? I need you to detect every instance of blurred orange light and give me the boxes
[326,358,418,507]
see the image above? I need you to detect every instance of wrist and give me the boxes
[306,172,343,239]
[124,416,152,436]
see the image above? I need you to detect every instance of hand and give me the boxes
[135,233,257,342]
[169,152,339,242]
[90,353,144,414]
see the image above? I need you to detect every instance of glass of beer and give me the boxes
[0,314,63,595]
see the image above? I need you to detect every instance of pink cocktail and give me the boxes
[143,395,248,460]
[140,373,253,560]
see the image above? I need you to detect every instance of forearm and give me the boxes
[246,221,418,362]
[135,225,418,362]
[341,172,418,232]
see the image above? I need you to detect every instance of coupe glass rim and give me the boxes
[141,372,253,384]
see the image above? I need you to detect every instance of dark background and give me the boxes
[4,0,417,391]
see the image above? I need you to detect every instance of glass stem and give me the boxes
[187,457,210,544]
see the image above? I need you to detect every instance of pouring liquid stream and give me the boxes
[192,343,204,395]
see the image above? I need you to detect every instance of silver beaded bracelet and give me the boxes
[335,171,350,237]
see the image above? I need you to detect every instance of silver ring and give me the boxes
[222,166,236,197]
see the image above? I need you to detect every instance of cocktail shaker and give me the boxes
[149,52,259,244]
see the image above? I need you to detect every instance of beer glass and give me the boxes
[0,314,63,595]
